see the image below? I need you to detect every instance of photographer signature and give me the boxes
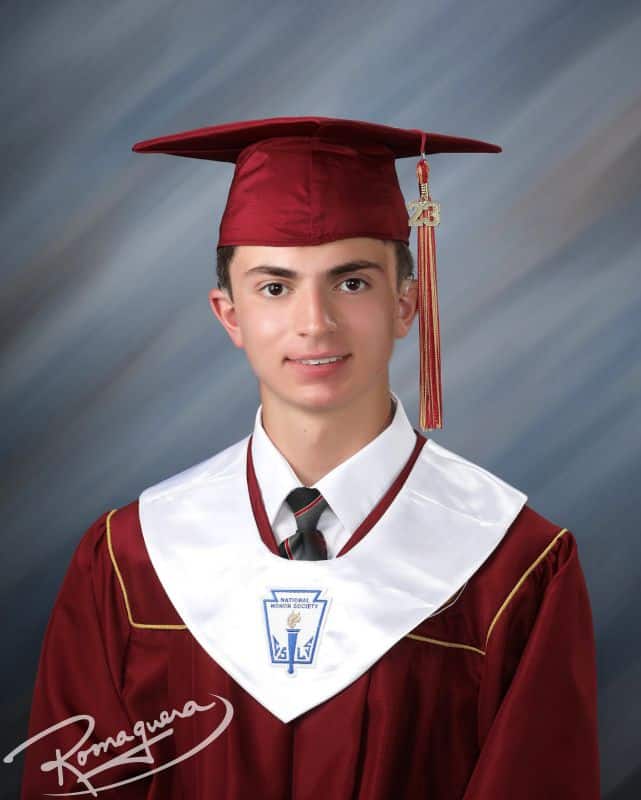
[3,693,233,796]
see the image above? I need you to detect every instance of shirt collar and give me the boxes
[250,392,418,536]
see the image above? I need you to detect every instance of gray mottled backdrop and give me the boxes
[2,0,640,797]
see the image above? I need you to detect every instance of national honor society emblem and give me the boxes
[263,589,329,675]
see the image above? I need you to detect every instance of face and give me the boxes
[208,237,417,417]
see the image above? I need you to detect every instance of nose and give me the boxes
[293,283,337,337]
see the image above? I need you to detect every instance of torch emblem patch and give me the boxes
[263,589,329,675]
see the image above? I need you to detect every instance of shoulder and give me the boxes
[476,503,576,597]
[75,432,247,630]
[403,438,581,654]
[104,501,187,629]
[116,435,250,629]
[408,498,578,658]
[104,435,249,625]
[139,435,248,506]
[453,504,578,653]
[416,438,576,585]
[416,438,528,528]
[63,503,186,629]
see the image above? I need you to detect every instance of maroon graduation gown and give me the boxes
[16,496,600,799]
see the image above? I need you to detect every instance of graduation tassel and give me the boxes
[408,150,442,430]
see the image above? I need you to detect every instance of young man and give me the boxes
[16,117,600,799]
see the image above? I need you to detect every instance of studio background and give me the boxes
[2,1,640,797]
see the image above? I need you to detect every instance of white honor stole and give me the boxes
[139,434,527,723]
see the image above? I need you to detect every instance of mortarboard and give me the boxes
[132,116,501,430]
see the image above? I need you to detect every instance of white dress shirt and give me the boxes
[250,391,418,557]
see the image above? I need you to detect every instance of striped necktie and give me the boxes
[278,487,329,560]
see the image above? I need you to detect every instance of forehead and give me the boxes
[233,237,395,275]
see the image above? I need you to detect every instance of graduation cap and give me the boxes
[132,116,501,430]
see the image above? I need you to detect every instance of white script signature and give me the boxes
[3,693,233,796]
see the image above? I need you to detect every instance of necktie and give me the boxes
[278,487,329,560]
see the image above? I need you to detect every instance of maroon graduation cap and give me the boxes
[132,116,501,430]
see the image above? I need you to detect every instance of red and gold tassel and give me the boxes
[408,151,442,430]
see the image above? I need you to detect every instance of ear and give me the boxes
[394,277,418,339]
[208,287,244,348]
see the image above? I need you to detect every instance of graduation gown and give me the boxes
[15,432,600,799]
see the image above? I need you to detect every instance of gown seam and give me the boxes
[90,514,135,727]
[107,507,189,630]
[405,634,486,656]
[405,528,569,657]
[484,527,569,650]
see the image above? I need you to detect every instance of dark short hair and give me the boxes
[216,240,414,301]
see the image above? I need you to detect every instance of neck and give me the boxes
[259,387,395,486]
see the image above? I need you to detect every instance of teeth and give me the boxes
[297,356,345,365]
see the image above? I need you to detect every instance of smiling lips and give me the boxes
[289,355,348,365]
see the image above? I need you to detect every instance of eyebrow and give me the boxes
[243,259,385,280]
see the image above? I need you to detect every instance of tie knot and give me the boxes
[285,487,328,533]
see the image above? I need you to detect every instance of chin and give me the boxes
[270,385,347,413]
[294,393,346,411]
[296,384,366,412]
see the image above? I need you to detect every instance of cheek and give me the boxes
[348,299,396,343]
[238,305,284,353]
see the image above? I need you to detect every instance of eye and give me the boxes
[339,277,368,293]
[259,282,289,297]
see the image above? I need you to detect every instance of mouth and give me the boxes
[286,354,350,366]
